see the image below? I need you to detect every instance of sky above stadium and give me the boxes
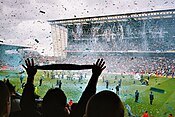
[0,0,175,56]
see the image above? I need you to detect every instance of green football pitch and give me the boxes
[1,70,175,117]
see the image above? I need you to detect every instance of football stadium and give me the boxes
[1,8,175,117]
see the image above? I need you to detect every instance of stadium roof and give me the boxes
[48,8,175,25]
[65,50,175,53]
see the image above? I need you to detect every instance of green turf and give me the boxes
[1,70,175,117]
[124,78,175,117]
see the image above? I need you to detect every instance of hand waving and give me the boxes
[22,58,37,84]
[92,58,106,76]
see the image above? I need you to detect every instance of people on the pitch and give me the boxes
[102,76,105,82]
[142,79,149,86]
[133,80,136,84]
[118,79,122,87]
[68,99,73,108]
[105,80,109,89]
[135,90,139,102]
[39,74,44,86]
[61,73,64,79]
[150,91,154,105]
[51,70,55,79]
[78,73,83,82]
[115,75,117,80]
[125,104,134,117]
[115,84,120,95]
[59,80,62,89]
[142,111,149,117]
[56,79,62,89]
[21,58,106,117]
[20,73,25,84]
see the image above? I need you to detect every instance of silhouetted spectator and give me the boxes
[42,88,66,117]
[70,58,106,117]
[21,58,106,117]
[5,79,21,113]
[70,103,77,111]
[84,90,124,117]
[0,80,11,117]
[20,58,41,117]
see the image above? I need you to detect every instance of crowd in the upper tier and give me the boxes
[0,58,125,117]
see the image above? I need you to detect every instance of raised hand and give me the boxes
[92,58,106,76]
[70,58,106,117]
[22,58,37,84]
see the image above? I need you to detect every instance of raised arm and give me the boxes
[20,58,40,116]
[22,58,37,84]
[70,58,106,117]
[86,58,106,89]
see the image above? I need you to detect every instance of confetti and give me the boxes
[35,39,39,43]
[164,1,168,4]
[134,1,137,5]
[40,10,45,14]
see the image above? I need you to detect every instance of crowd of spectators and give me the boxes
[1,55,175,117]
[60,55,175,77]
[0,58,125,117]
[67,33,174,52]
[1,52,172,77]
